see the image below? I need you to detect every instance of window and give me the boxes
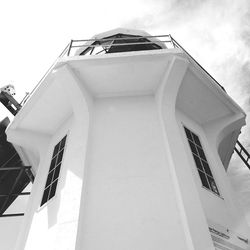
[184,127,220,196]
[41,135,67,206]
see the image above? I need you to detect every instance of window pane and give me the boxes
[60,136,67,150]
[192,133,202,148]
[49,157,57,172]
[57,150,64,164]
[198,170,210,189]
[188,140,198,156]
[201,160,212,177]
[52,143,60,158]
[184,127,193,141]
[41,187,50,206]
[193,154,203,171]
[45,171,54,188]
[207,176,219,195]
[184,126,220,196]
[49,180,58,199]
[53,164,61,181]
[41,135,67,206]
[197,147,207,161]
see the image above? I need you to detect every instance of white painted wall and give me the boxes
[7,93,249,250]
[76,96,189,250]
[156,58,216,250]
[0,216,23,250]
[176,110,250,237]
[5,63,93,250]
[5,49,250,250]
[11,111,90,250]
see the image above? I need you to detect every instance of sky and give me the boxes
[0,0,250,226]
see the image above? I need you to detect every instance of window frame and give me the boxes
[40,135,67,207]
[183,126,221,197]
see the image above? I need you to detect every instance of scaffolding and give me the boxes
[0,118,34,217]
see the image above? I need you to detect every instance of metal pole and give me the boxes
[170,36,226,92]
[67,40,73,56]
[0,166,31,171]
[71,40,172,49]
[72,34,171,43]
[0,213,24,217]
[0,192,31,197]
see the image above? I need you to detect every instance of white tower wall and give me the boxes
[5,31,250,250]
[77,96,190,250]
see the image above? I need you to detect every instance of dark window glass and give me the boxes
[193,154,203,171]
[184,127,193,141]
[184,127,220,196]
[53,164,61,181]
[57,150,64,164]
[53,143,60,158]
[41,188,50,207]
[202,160,212,177]
[198,170,210,189]
[207,176,219,195]
[49,157,57,172]
[192,134,202,148]
[49,180,58,199]
[197,147,207,161]
[188,140,198,156]
[45,171,54,188]
[60,136,67,150]
[41,135,67,207]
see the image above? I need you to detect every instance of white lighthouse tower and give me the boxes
[3,28,250,250]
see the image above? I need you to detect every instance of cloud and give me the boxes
[123,0,250,224]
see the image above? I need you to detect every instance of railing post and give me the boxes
[67,40,73,56]
[169,34,175,48]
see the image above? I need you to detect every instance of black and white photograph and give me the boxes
[0,1,250,249]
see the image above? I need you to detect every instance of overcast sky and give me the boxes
[1,0,250,222]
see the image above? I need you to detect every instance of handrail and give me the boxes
[27,42,71,100]
[170,36,226,92]
[0,165,33,217]
[71,40,173,49]
[62,34,226,92]
[234,140,250,170]
[66,35,174,57]
[25,33,228,106]
[72,34,171,43]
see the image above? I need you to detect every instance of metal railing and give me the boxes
[59,34,225,91]
[234,140,250,170]
[27,34,226,103]
[65,34,176,57]
[170,37,226,92]
[0,165,33,217]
